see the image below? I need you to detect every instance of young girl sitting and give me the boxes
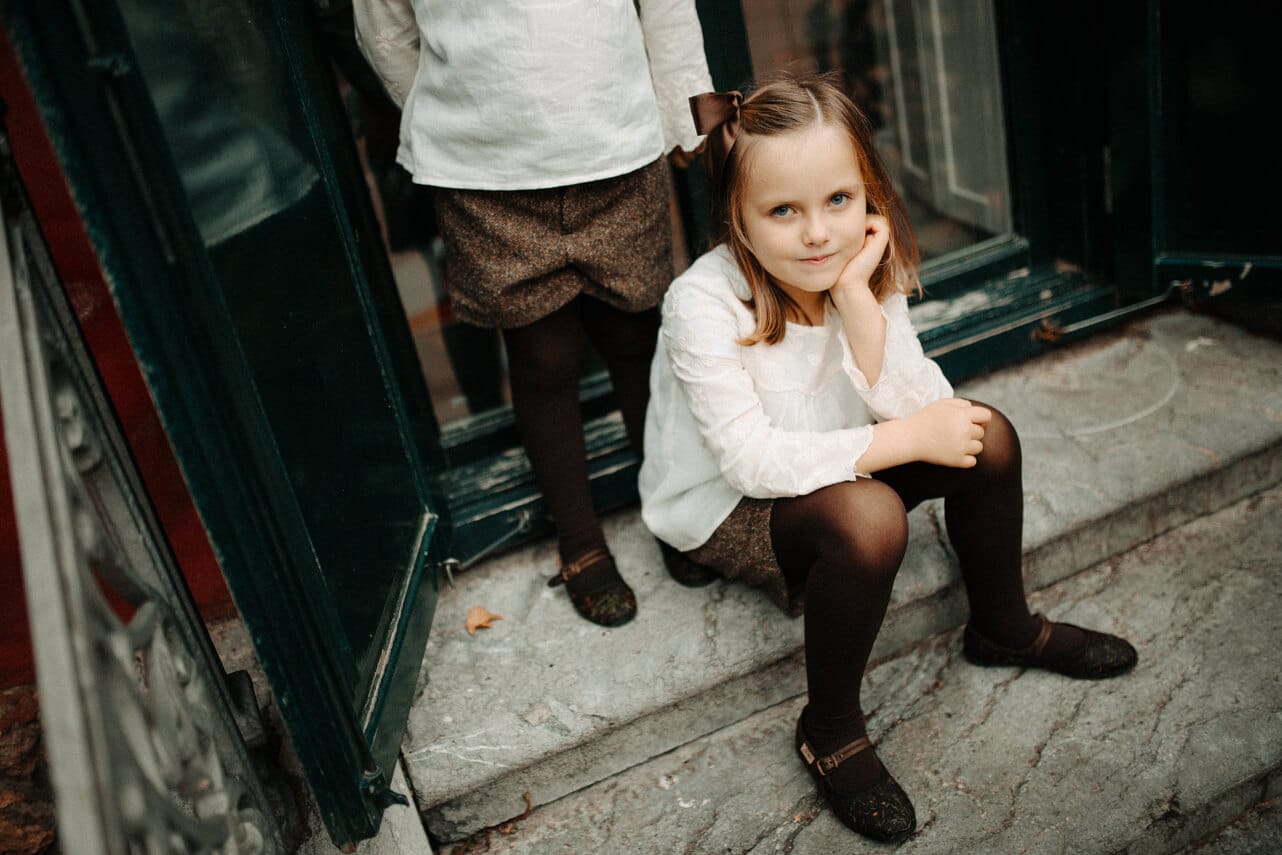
[638,73,1137,844]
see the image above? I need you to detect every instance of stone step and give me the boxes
[401,309,1282,842]
[439,484,1282,854]
[1177,798,1282,855]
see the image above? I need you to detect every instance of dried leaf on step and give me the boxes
[465,606,503,635]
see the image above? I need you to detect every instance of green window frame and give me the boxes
[440,0,1174,562]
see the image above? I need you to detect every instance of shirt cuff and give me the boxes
[850,425,876,478]
[654,72,713,153]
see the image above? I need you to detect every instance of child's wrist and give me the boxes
[866,417,921,471]
[831,280,878,311]
[898,412,925,461]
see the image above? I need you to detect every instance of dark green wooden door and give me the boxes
[3,0,442,845]
[1148,2,1281,331]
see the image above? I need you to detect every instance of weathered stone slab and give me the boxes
[459,485,1282,854]
[405,310,1282,840]
[1180,799,1282,855]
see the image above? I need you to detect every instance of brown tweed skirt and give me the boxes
[432,158,673,328]
[686,497,804,618]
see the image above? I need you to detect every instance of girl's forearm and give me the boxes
[831,287,887,385]
[856,399,990,474]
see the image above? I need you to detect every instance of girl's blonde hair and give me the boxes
[709,71,921,346]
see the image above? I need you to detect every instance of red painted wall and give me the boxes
[0,412,33,689]
[0,27,236,690]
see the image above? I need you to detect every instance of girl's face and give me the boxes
[738,122,869,309]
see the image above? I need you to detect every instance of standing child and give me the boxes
[638,73,1137,844]
[354,0,713,627]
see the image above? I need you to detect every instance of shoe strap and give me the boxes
[799,735,872,777]
[974,612,1055,656]
[1028,613,1053,657]
[547,546,612,588]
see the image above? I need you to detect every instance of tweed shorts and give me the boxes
[432,158,673,328]
[686,497,803,618]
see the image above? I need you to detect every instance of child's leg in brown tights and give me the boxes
[580,298,659,457]
[876,406,1084,656]
[502,296,658,597]
[772,405,1076,792]
[771,478,910,792]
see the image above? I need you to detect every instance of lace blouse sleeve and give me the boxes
[638,0,714,155]
[662,286,873,498]
[353,0,420,110]
[839,291,953,421]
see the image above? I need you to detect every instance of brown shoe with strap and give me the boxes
[658,540,719,588]
[962,612,1138,679]
[795,711,916,844]
[547,547,637,627]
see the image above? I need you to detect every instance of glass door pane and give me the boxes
[740,0,1013,261]
[116,0,432,709]
[5,0,445,840]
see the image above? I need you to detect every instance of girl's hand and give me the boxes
[906,398,991,468]
[669,140,707,169]
[832,213,891,299]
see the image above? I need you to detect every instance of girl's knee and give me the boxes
[976,403,1021,476]
[820,480,909,573]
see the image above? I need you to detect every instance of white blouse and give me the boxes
[638,245,954,551]
[353,0,712,190]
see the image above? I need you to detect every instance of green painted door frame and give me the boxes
[3,0,441,845]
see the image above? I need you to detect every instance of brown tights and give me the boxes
[502,296,657,592]
[771,405,1083,791]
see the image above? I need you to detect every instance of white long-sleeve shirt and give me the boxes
[353,0,712,190]
[638,245,954,551]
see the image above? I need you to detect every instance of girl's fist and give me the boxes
[834,213,891,295]
[908,398,991,468]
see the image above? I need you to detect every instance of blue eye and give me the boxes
[771,205,792,217]
[831,193,848,206]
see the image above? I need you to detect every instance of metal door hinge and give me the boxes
[437,509,535,587]
[360,771,409,810]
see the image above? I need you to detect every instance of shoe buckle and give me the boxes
[558,546,612,584]
[816,755,839,776]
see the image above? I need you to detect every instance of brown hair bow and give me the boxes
[690,90,743,190]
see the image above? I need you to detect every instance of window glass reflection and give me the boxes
[741,0,1014,261]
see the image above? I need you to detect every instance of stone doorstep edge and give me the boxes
[414,438,1282,842]
[1126,769,1282,855]
[1176,773,1282,855]
[421,650,807,841]
[1023,439,1282,594]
